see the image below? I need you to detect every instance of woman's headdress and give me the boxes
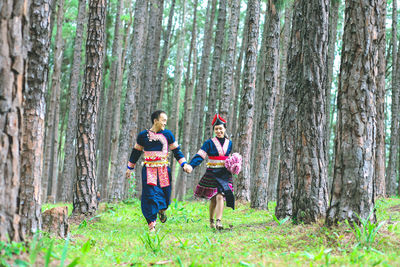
[211,114,226,126]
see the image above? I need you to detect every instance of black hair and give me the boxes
[151,110,166,124]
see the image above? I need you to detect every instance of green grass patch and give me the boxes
[2,197,400,266]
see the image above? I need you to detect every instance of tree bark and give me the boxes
[230,11,249,137]
[155,0,176,109]
[220,0,240,122]
[175,0,198,200]
[169,0,186,198]
[73,0,106,215]
[292,0,329,224]
[326,0,381,225]
[43,0,65,203]
[0,0,29,242]
[235,0,260,202]
[108,10,133,200]
[268,2,292,202]
[374,0,386,198]
[138,0,163,132]
[97,0,124,201]
[250,0,280,210]
[325,0,339,194]
[19,0,51,239]
[59,0,87,202]
[110,0,148,201]
[387,0,399,196]
[205,0,227,138]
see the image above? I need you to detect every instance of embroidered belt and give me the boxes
[207,156,228,168]
[143,151,170,187]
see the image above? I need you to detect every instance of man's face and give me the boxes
[154,113,167,130]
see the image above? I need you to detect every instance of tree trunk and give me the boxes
[231,10,250,139]
[275,3,298,219]
[155,0,176,109]
[325,0,339,194]
[43,0,65,203]
[170,0,187,199]
[386,0,399,196]
[326,0,382,225]
[108,11,132,201]
[175,0,198,200]
[73,0,106,215]
[250,0,280,210]
[291,0,329,224]
[97,0,124,201]
[139,0,163,132]
[268,2,292,202]
[19,0,51,239]
[60,0,87,202]
[193,0,218,181]
[0,0,29,241]
[220,0,240,122]
[374,1,386,198]
[110,0,148,201]
[195,0,217,149]
[205,0,227,138]
[235,0,260,202]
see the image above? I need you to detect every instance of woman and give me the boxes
[188,114,235,230]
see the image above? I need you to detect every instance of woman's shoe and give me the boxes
[216,219,223,230]
[148,221,156,232]
[210,219,216,229]
[158,210,167,223]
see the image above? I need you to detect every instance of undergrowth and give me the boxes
[1,197,400,266]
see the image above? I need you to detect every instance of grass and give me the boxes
[2,197,400,266]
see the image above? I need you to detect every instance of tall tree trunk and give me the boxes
[326,0,382,225]
[108,5,133,200]
[0,0,29,242]
[73,0,106,215]
[195,0,217,146]
[230,11,250,137]
[268,2,292,202]
[220,0,240,121]
[291,0,329,223]
[156,0,176,109]
[97,0,124,201]
[374,0,386,198]
[235,0,260,202]
[205,0,227,138]
[139,0,163,133]
[275,4,298,219]
[110,0,148,201]
[193,0,217,180]
[60,0,87,202]
[387,0,399,196]
[170,0,186,199]
[175,0,198,200]
[250,0,280,210]
[43,0,65,203]
[19,0,51,239]
[325,0,339,194]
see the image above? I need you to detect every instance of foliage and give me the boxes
[6,198,399,265]
[345,212,386,250]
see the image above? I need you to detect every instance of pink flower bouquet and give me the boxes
[225,153,242,175]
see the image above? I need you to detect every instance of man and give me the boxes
[126,110,192,231]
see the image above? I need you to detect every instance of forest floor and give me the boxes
[2,197,400,266]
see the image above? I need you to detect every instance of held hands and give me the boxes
[183,164,193,174]
[125,169,132,179]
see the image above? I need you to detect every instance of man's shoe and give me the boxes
[158,210,167,223]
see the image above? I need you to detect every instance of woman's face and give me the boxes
[214,124,226,138]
